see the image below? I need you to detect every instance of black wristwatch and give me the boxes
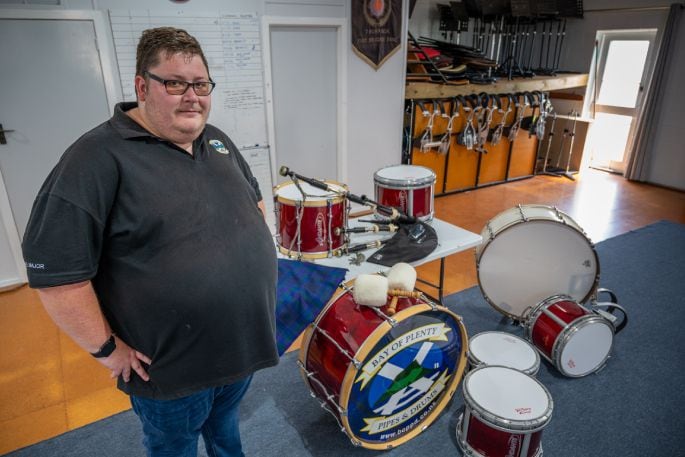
[91,334,116,358]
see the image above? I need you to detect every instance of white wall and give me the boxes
[1,0,407,200]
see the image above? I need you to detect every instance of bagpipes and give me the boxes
[277,166,438,265]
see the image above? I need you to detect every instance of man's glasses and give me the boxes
[144,71,216,96]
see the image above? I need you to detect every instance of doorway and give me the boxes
[262,17,347,186]
[584,29,657,174]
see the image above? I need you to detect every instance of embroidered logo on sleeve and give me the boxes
[209,139,229,155]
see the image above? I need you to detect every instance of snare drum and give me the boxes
[468,331,540,376]
[524,295,614,377]
[273,180,349,259]
[476,204,599,320]
[298,280,468,449]
[374,165,436,221]
[456,366,553,457]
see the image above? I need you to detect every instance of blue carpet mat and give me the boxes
[6,220,685,456]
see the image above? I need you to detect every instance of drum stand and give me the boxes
[539,111,578,181]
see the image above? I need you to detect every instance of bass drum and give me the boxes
[475,205,599,320]
[298,280,468,449]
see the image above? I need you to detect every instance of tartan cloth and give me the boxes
[276,259,348,355]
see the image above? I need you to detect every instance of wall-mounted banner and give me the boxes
[352,0,403,70]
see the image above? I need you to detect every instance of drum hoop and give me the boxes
[374,176,436,188]
[468,331,540,375]
[274,180,348,207]
[476,216,601,320]
[462,366,553,432]
[338,303,469,450]
[277,245,346,260]
[552,315,614,378]
[523,294,575,332]
[373,166,436,187]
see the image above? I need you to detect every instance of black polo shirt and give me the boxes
[22,102,278,399]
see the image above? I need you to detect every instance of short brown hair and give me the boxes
[135,27,210,77]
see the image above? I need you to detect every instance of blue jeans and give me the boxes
[130,375,253,457]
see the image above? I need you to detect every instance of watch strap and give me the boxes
[91,334,116,358]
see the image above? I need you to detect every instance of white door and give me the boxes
[264,21,342,184]
[0,16,112,288]
[586,30,657,173]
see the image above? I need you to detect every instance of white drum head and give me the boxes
[558,319,614,377]
[465,366,551,427]
[275,181,345,202]
[478,219,598,319]
[374,165,435,186]
[469,332,539,374]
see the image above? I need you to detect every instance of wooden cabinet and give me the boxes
[404,74,588,195]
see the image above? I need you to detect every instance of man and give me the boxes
[22,27,278,457]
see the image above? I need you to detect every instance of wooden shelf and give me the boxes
[405,73,589,99]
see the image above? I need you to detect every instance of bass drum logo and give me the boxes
[346,311,463,444]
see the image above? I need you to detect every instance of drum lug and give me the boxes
[349,438,362,447]
[485,222,495,241]
[517,204,528,222]
[370,306,398,327]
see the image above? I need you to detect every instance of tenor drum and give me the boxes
[468,331,540,376]
[273,180,349,259]
[524,295,614,377]
[456,366,553,457]
[374,165,436,221]
[476,204,599,320]
[298,281,468,449]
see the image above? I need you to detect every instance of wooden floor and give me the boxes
[1,168,683,454]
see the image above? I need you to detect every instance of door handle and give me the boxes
[0,124,15,145]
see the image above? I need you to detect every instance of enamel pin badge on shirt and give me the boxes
[209,139,229,155]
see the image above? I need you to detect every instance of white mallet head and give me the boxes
[387,262,417,291]
[353,274,389,308]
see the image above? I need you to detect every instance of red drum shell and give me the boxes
[302,290,418,401]
[530,297,588,359]
[374,165,435,221]
[465,414,544,457]
[274,181,347,259]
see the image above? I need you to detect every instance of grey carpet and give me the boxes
[7,220,685,456]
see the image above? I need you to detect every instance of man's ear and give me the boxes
[134,74,147,102]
